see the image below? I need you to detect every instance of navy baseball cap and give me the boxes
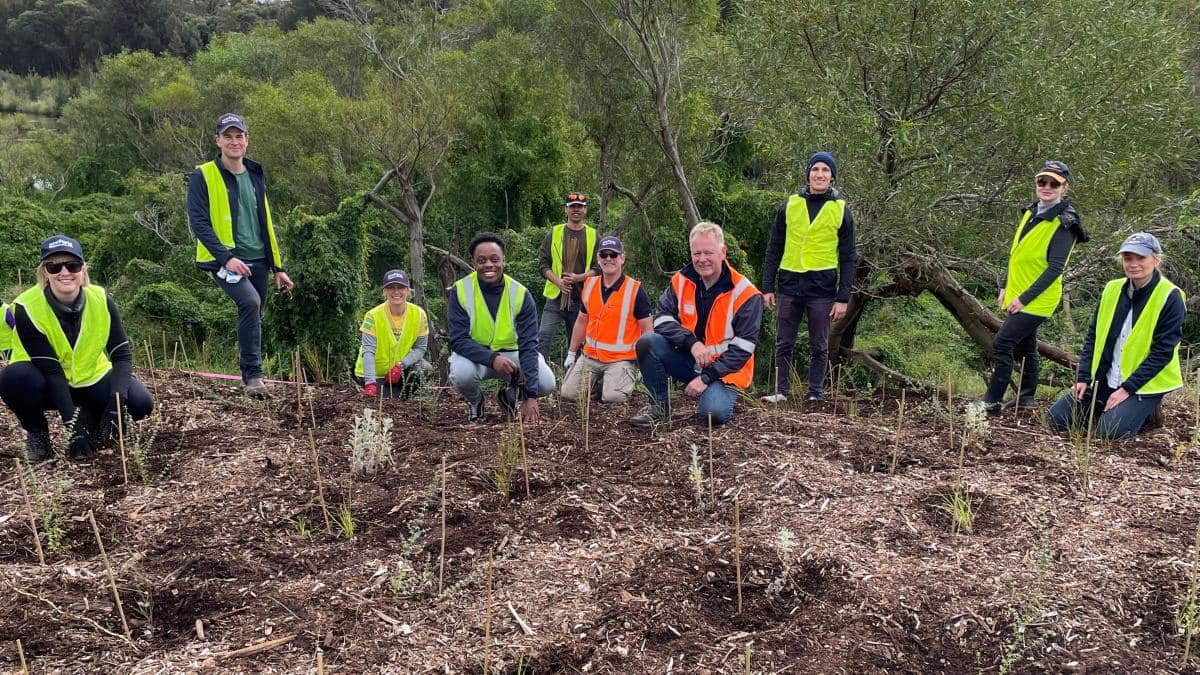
[1035,160,1070,184]
[597,236,623,254]
[1118,232,1162,257]
[383,269,411,288]
[216,113,247,134]
[39,235,84,262]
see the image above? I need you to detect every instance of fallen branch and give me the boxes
[214,634,297,660]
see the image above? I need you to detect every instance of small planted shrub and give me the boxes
[349,408,394,477]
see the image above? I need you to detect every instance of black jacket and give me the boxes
[447,277,544,395]
[760,186,857,301]
[1003,200,1088,305]
[186,154,285,272]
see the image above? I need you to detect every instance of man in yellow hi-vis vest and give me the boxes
[448,233,556,424]
[975,160,1088,415]
[537,192,598,361]
[187,113,294,399]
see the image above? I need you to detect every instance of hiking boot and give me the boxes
[806,393,824,402]
[467,397,485,423]
[24,430,52,462]
[629,402,668,428]
[244,377,270,399]
[761,393,788,404]
[497,385,518,421]
[1001,397,1037,412]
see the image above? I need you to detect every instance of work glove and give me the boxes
[363,382,379,398]
[68,433,95,458]
[385,364,404,385]
[564,352,577,371]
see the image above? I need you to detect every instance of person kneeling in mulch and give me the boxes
[355,269,433,400]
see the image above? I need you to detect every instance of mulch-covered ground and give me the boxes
[1,368,1198,674]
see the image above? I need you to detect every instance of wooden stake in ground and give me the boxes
[439,454,447,594]
[518,416,530,498]
[1184,519,1200,666]
[890,389,906,475]
[86,510,132,641]
[708,413,715,506]
[734,498,743,614]
[14,459,45,565]
[316,648,325,675]
[308,429,332,533]
[115,393,128,485]
[17,638,28,674]
[293,348,304,423]
[947,374,954,449]
[483,550,494,675]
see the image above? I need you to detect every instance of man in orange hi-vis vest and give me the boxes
[629,222,764,428]
[560,236,653,404]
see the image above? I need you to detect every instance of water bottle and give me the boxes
[217,267,242,284]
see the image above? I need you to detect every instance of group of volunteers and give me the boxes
[0,112,1188,463]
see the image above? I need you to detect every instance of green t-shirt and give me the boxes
[233,170,266,261]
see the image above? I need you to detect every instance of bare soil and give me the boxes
[1,369,1198,674]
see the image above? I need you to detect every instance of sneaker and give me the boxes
[244,377,270,399]
[761,393,788,404]
[497,386,518,421]
[629,403,668,428]
[24,430,52,462]
[806,393,824,402]
[1001,397,1037,411]
[467,397,485,422]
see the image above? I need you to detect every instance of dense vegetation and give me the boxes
[1,0,1197,389]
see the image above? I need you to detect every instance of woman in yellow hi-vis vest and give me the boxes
[976,161,1088,415]
[355,269,433,399]
[1046,233,1186,438]
[0,236,154,461]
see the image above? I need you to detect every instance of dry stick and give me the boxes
[518,415,530,499]
[316,649,325,675]
[17,638,28,674]
[160,329,167,376]
[6,582,133,645]
[947,374,954,449]
[439,454,447,594]
[115,393,128,485]
[707,413,715,506]
[483,550,494,675]
[1014,357,1025,415]
[308,429,332,533]
[1184,519,1200,665]
[214,633,296,660]
[744,644,751,675]
[14,459,45,565]
[86,509,132,641]
[734,498,743,614]
[171,340,179,370]
[890,389,906,475]
[293,348,303,423]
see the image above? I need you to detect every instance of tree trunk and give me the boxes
[657,96,700,229]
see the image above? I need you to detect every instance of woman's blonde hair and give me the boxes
[35,259,91,289]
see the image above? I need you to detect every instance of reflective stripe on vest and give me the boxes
[780,194,844,273]
[354,301,427,377]
[10,285,112,387]
[670,266,760,388]
[582,275,643,361]
[542,223,596,299]
[1089,277,1185,395]
[1003,211,1070,318]
[456,273,525,351]
[0,302,11,351]
[194,161,283,268]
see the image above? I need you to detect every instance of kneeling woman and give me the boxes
[355,269,433,398]
[1046,233,1186,438]
[1,236,154,460]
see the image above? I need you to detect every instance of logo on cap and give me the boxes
[47,238,74,249]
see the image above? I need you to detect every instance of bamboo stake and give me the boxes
[744,644,751,675]
[214,634,296,660]
[86,510,132,641]
[1014,357,1025,414]
[947,374,954,449]
[116,393,128,485]
[439,454,447,594]
[17,638,28,674]
[309,429,331,533]
[707,413,715,506]
[317,649,325,675]
[483,550,494,675]
[734,498,743,614]
[172,339,180,370]
[1184,519,1200,665]
[518,415,530,499]
[14,459,44,565]
[293,348,303,422]
[160,329,167,375]
[890,389,906,475]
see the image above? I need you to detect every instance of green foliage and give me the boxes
[124,281,235,346]
[0,192,50,287]
[265,195,369,383]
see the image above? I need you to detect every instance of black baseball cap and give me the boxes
[216,113,248,134]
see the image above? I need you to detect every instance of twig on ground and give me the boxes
[214,634,296,660]
[439,454,447,594]
[6,582,135,646]
[17,639,28,674]
[14,459,45,565]
[507,601,535,635]
[87,509,132,641]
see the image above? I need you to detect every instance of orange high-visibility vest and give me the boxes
[581,275,644,362]
[657,265,759,388]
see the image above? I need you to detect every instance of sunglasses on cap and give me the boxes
[44,260,83,273]
[566,193,587,204]
[598,251,620,259]
[1036,178,1063,188]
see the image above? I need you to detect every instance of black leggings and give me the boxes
[0,362,153,432]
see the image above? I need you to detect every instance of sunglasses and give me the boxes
[44,260,83,274]
[598,251,620,259]
[1036,178,1063,188]
[566,193,587,205]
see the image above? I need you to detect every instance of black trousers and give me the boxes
[0,362,153,433]
[983,311,1046,403]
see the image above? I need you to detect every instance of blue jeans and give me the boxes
[1045,382,1163,439]
[212,260,271,382]
[635,333,739,425]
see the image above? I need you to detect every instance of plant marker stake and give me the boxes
[1083,380,1100,491]
[734,498,743,614]
[316,649,325,675]
[14,459,45,565]
[87,509,132,641]
[1184,519,1200,665]
[116,393,128,485]
[160,329,167,376]
[308,429,331,533]
[1014,357,1024,415]
[519,416,530,498]
[483,550,494,675]
[439,454,447,593]
[17,638,28,674]
[947,374,954,449]
[891,389,905,475]
[744,644,751,675]
[708,413,715,506]
[294,348,303,423]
